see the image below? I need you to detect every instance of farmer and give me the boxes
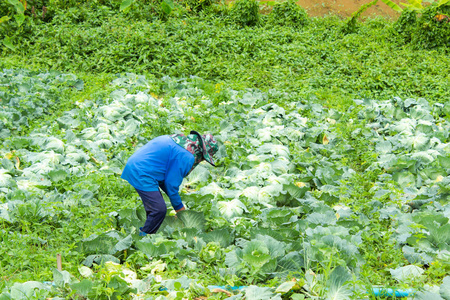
[121,131,218,235]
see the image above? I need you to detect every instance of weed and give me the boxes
[268,0,309,28]
[230,0,259,26]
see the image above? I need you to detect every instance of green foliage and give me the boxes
[1,0,26,50]
[1,68,450,297]
[1,3,450,297]
[380,0,403,12]
[341,0,379,34]
[199,242,224,264]
[267,0,308,28]
[394,8,418,42]
[393,3,450,49]
[382,0,450,48]
[230,0,259,26]
[120,0,134,11]
[183,0,215,12]
[411,4,450,49]
[160,0,175,18]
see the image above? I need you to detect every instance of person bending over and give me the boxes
[121,131,218,235]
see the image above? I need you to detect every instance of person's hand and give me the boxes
[175,206,185,213]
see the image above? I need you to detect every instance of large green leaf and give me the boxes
[284,183,309,199]
[380,0,403,12]
[14,13,25,26]
[393,171,416,188]
[177,210,206,231]
[390,265,424,282]
[276,251,304,273]
[217,199,247,219]
[200,228,234,248]
[82,254,120,267]
[401,0,424,9]
[120,0,133,11]
[325,266,353,300]
[160,0,174,15]
[2,37,15,51]
[438,156,450,169]
[242,241,272,268]
[53,269,72,287]
[7,0,25,14]
[243,285,281,300]
[413,291,444,300]
[184,165,210,186]
[441,276,450,300]
[79,231,130,255]
[47,169,68,182]
[428,224,450,248]
[70,280,94,298]
[136,238,179,257]
[9,281,49,300]
[113,234,133,252]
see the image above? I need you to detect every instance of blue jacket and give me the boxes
[121,135,194,210]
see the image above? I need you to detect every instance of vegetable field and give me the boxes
[1,0,450,299]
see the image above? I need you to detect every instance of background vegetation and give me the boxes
[1,0,450,298]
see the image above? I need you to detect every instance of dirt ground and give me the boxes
[260,0,403,19]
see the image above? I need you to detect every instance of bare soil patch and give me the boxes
[257,0,403,19]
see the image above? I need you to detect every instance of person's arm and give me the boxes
[159,182,185,212]
[162,155,194,211]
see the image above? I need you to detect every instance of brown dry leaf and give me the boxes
[211,288,232,296]
[15,157,20,169]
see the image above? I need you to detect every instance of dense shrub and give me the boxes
[230,0,259,26]
[394,8,418,43]
[412,4,450,49]
[268,0,308,28]
[182,0,215,12]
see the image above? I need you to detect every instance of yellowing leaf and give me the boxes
[380,0,403,12]
[336,212,340,220]
[2,36,16,51]
[436,175,444,182]
[295,182,306,188]
[323,135,329,145]
[15,156,20,169]
[0,16,11,24]
[326,118,336,125]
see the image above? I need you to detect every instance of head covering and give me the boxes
[170,131,218,167]
[190,131,218,167]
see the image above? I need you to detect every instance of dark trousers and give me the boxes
[135,189,167,234]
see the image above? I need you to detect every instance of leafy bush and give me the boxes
[46,0,121,10]
[394,8,418,42]
[230,0,259,27]
[183,0,214,12]
[411,4,450,49]
[268,0,308,28]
